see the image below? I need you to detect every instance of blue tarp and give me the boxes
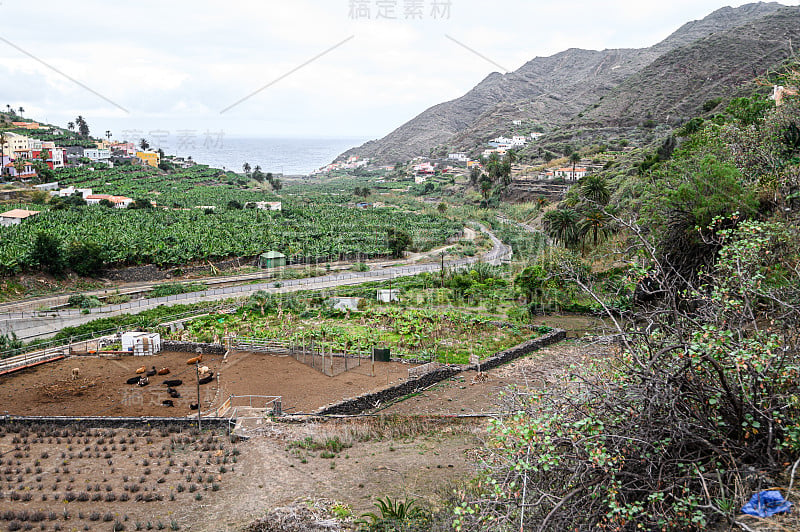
[741,490,793,518]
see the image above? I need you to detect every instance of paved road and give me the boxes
[0,226,511,341]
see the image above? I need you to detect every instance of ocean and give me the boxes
[171,136,366,176]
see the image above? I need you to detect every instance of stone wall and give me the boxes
[314,328,566,416]
[102,256,257,283]
[162,341,226,356]
[1,416,228,429]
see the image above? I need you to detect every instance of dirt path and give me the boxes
[190,421,480,531]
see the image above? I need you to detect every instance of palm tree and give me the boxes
[17,107,24,117]
[578,210,611,248]
[580,175,610,205]
[67,122,75,132]
[569,152,581,181]
[139,138,150,150]
[5,105,10,114]
[242,162,251,176]
[543,208,579,248]
[105,130,112,141]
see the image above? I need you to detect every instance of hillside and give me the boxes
[338,2,788,164]
[578,6,800,127]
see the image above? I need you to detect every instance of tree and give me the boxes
[75,116,89,137]
[129,198,153,209]
[98,198,114,208]
[17,106,23,117]
[577,210,611,248]
[437,202,447,213]
[271,178,282,192]
[139,138,150,150]
[543,208,579,248]
[105,130,112,140]
[65,240,105,276]
[30,233,64,274]
[67,121,75,132]
[386,228,412,258]
[569,152,581,180]
[227,199,243,210]
[579,174,610,205]
[242,162,251,176]
[469,166,482,186]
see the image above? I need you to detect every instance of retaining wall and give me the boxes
[0,415,229,430]
[102,256,257,283]
[314,328,566,416]
[162,341,226,356]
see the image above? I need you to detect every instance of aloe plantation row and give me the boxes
[0,204,460,274]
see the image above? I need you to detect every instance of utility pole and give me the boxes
[195,361,202,431]
[441,252,445,288]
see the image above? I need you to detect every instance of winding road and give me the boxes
[0,225,512,341]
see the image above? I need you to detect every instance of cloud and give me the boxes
[0,0,797,138]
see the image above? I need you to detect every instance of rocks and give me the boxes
[162,341,225,356]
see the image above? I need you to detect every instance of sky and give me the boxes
[1,0,798,148]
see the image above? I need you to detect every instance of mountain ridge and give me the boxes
[337,2,791,164]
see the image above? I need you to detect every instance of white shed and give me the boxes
[121,332,162,356]
[377,289,399,303]
[331,297,363,311]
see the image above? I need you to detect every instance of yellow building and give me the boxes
[0,132,30,154]
[136,151,161,168]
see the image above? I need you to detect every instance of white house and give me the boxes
[34,182,59,192]
[0,208,39,226]
[512,120,522,126]
[121,332,162,356]
[448,152,468,162]
[58,186,93,198]
[412,162,435,174]
[553,167,588,180]
[511,136,527,147]
[250,201,282,211]
[83,148,111,162]
[85,194,133,208]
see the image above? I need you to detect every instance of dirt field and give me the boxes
[0,339,597,531]
[0,350,415,417]
[220,350,415,414]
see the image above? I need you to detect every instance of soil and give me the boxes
[0,350,416,417]
[378,339,602,415]
[0,337,598,531]
[219,350,417,414]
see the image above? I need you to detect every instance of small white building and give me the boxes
[34,182,59,192]
[377,289,399,303]
[553,167,588,180]
[511,136,527,147]
[121,332,162,356]
[0,209,40,226]
[251,201,282,211]
[83,148,111,162]
[58,186,93,198]
[448,152,468,162]
[331,297,363,311]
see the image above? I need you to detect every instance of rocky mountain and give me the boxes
[337,2,792,164]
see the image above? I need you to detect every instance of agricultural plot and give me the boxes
[177,306,543,365]
[0,204,460,273]
[0,349,412,417]
[0,424,239,531]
